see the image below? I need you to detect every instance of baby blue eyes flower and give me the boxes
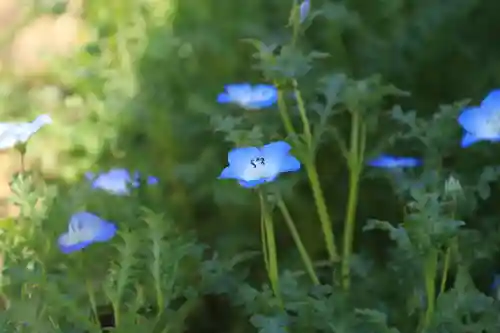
[458,89,500,148]
[86,168,158,195]
[367,154,422,168]
[0,114,52,150]
[58,212,117,254]
[219,141,301,188]
[299,0,310,23]
[217,83,278,109]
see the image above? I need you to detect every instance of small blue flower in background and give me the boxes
[299,0,310,23]
[458,90,500,148]
[217,83,278,109]
[219,141,301,188]
[58,212,117,254]
[0,114,52,150]
[86,168,158,195]
[367,154,422,168]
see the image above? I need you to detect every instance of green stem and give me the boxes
[275,84,297,136]
[275,82,339,268]
[305,159,340,265]
[292,80,312,146]
[341,112,365,291]
[276,195,320,285]
[439,246,451,295]
[259,192,282,305]
[422,249,438,331]
[260,209,270,273]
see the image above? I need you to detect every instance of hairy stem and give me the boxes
[276,195,320,285]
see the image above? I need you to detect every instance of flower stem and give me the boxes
[341,111,365,291]
[421,249,438,332]
[275,81,340,274]
[276,194,320,285]
[275,83,297,136]
[439,246,451,295]
[292,80,312,146]
[259,191,282,305]
[305,159,340,265]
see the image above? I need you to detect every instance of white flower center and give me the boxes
[240,156,270,181]
[66,227,94,245]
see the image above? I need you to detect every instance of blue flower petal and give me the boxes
[0,115,52,150]
[225,83,252,101]
[92,221,117,242]
[219,166,236,179]
[458,107,485,134]
[218,147,260,180]
[299,0,310,23]
[217,83,277,109]
[147,176,159,185]
[247,84,278,109]
[58,212,117,254]
[58,234,92,254]
[367,155,421,168]
[279,155,301,173]
[261,141,292,158]
[461,132,482,148]
[480,89,500,110]
[217,92,231,104]
[89,168,133,195]
[260,141,301,173]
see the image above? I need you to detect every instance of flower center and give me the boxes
[240,156,269,181]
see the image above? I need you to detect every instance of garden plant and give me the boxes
[1,0,500,332]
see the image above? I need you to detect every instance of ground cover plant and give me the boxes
[1,0,500,332]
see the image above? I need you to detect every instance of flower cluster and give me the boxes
[215,85,500,184]
[0,114,160,254]
[55,168,158,253]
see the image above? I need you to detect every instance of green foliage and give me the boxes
[1,0,500,332]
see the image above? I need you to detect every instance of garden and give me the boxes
[1,0,500,332]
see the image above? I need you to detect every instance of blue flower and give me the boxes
[58,212,117,254]
[219,141,301,188]
[458,90,500,148]
[86,168,158,195]
[217,83,278,109]
[0,114,52,150]
[299,0,310,23]
[367,154,421,168]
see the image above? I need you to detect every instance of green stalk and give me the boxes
[292,80,313,146]
[304,159,340,266]
[439,246,451,295]
[287,82,340,268]
[276,195,320,285]
[341,112,365,290]
[421,249,438,332]
[275,83,297,136]
[259,192,282,305]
